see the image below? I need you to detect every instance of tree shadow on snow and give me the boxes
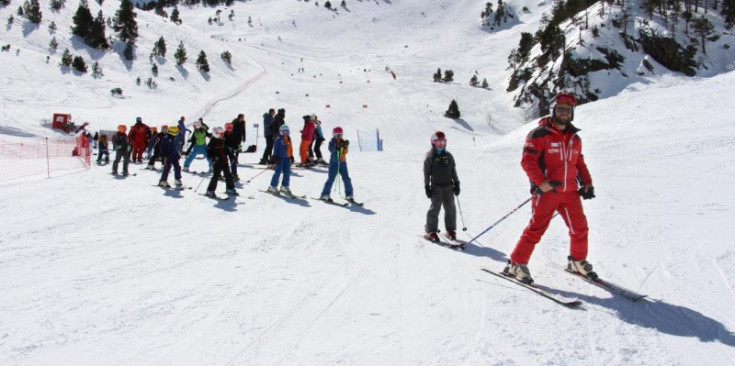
[22,22,39,37]
[549,289,735,347]
[177,65,189,80]
[451,118,475,132]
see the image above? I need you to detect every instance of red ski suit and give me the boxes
[510,117,593,265]
[128,122,149,162]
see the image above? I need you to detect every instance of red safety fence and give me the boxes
[0,137,90,182]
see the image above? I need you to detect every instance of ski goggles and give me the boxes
[556,106,573,114]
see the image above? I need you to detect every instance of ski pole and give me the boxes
[468,181,561,244]
[467,197,532,245]
[194,171,209,193]
[245,167,269,183]
[456,195,467,231]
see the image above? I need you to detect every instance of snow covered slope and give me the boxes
[1,1,734,365]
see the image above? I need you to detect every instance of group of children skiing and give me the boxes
[101,111,357,202]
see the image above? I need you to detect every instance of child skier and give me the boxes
[267,125,294,194]
[159,126,183,189]
[206,126,237,197]
[423,131,460,242]
[111,125,130,176]
[299,114,316,166]
[320,126,357,202]
[96,134,110,165]
[183,120,212,172]
[145,125,167,170]
[313,117,326,165]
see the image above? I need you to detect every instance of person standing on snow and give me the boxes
[175,116,189,154]
[504,92,597,285]
[145,125,168,170]
[183,120,212,172]
[146,126,158,159]
[206,126,237,197]
[158,126,184,189]
[267,108,286,164]
[224,122,240,181]
[299,114,316,166]
[267,125,294,194]
[423,131,460,242]
[312,117,326,165]
[128,117,149,164]
[320,126,356,201]
[97,134,110,165]
[232,113,246,159]
[259,108,276,165]
[111,125,130,176]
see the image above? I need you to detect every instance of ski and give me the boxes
[111,172,137,177]
[200,193,229,201]
[259,190,307,199]
[151,184,191,190]
[311,197,350,207]
[441,233,466,250]
[563,268,647,301]
[481,268,583,308]
[423,234,464,250]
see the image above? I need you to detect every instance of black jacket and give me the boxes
[423,149,459,187]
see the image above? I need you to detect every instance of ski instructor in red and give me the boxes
[505,92,597,284]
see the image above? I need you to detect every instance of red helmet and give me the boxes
[224,122,234,132]
[333,127,344,135]
[430,131,447,147]
[555,92,577,106]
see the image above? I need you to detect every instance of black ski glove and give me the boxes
[425,185,432,199]
[453,181,460,196]
[579,186,596,200]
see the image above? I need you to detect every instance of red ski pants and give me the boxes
[510,190,589,264]
[131,140,146,161]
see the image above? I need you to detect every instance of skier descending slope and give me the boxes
[423,131,460,243]
[505,92,597,284]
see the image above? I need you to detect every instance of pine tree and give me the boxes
[60,48,73,67]
[153,36,166,57]
[221,50,232,65]
[174,41,187,66]
[196,50,210,72]
[50,0,65,11]
[17,6,23,16]
[113,0,138,44]
[72,55,88,73]
[325,0,332,8]
[170,7,181,25]
[23,0,42,24]
[72,2,93,41]
[89,10,109,49]
[1,0,10,7]
[49,36,58,50]
[482,78,489,88]
[692,16,715,54]
[92,61,103,77]
[723,0,735,27]
[48,21,57,34]
[7,15,13,27]
[445,99,461,119]
[470,75,479,87]
[433,68,442,82]
[151,63,158,75]
[443,69,454,83]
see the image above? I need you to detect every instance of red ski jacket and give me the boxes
[521,117,592,193]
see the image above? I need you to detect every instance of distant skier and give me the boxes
[423,131,460,242]
[320,127,356,201]
[299,114,316,166]
[111,125,130,176]
[159,126,183,189]
[206,126,237,198]
[96,134,109,165]
[128,117,149,164]
[183,120,212,172]
[259,108,276,165]
[267,124,294,194]
[504,92,597,284]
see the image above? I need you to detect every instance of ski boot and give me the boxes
[446,230,457,241]
[567,256,598,280]
[266,186,278,193]
[205,190,217,198]
[426,232,440,243]
[320,194,331,201]
[280,186,291,195]
[226,188,238,196]
[175,179,183,189]
[503,259,533,284]
[159,180,171,188]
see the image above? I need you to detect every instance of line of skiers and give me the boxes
[105,111,356,200]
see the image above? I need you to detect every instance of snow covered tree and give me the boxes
[48,21,57,33]
[221,50,232,65]
[49,36,58,50]
[433,68,442,82]
[23,0,42,24]
[89,10,109,49]
[72,55,88,73]
[196,50,210,72]
[60,48,73,67]
[470,74,479,87]
[482,78,489,89]
[445,99,460,119]
[113,0,138,44]
[174,41,187,66]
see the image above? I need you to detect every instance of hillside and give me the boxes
[1,1,735,365]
